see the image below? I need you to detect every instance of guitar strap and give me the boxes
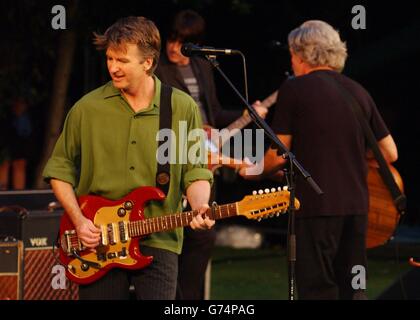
[156,83,173,195]
[318,73,406,214]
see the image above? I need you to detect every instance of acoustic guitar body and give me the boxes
[367,164,403,248]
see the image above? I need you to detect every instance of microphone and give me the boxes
[181,42,240,57]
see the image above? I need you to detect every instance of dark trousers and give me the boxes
[176,227,216,300]
[176,179,218,300]
[295,215,368,300]
[78,246,178,300]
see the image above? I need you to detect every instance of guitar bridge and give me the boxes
[61,230,84,256]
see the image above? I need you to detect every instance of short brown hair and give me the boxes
[93,16,161,75]
[168,10,205,44]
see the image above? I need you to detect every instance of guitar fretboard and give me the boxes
[128,202,238,237]
[214,90,278,147]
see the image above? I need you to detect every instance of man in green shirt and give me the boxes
[43,16,214,300]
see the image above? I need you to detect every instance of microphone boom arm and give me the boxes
[204,55,323,195]
[181,42,240,56]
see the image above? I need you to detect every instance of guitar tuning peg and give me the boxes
[271,188,276,193]
[264,188,270,194]
[283,186,288,191]
[258,190,264,195]
[252,190,257,195]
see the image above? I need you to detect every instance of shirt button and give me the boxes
[131,140,136,144]
[129,166,135,170]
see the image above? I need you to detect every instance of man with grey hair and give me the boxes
[241,20,398,299]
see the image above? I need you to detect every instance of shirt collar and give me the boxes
[102,76,162,115]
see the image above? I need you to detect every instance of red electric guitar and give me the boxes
[58,186,299,285]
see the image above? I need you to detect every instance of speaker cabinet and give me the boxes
[23,248,78,300]
[0,241,23,300]
[0,206,79,300]
[21,210,78,300]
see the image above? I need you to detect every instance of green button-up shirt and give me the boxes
[43,76,213,254]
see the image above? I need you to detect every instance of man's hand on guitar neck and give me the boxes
[186,180,215,230]
[242,100,268,119]
[190,203,215,230]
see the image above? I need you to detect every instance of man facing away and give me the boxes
[241,20,398,299]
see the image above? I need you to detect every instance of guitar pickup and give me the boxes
[119,221,129,243]
[107,223,120,245]
[100,225,108,246]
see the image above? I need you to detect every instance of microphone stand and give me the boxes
[205,54,323,300]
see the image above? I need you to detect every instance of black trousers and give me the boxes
[78,246,178,300]
[295,215,368,300]
[176,227,216,300]
[176,178,218,300]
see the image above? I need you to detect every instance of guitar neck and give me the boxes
[128,202,238,237]
[220,90,278,146]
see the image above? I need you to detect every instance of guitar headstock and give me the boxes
[237,187,300,221]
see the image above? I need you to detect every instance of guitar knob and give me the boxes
[81,263,89,272]
[265,188,270,194]
[117,207,126,217]
[258,190,264,195]
[271,188,276,193]
[283,186,288,191]
[252,190,257,195]
[277,187,282,191]
[124,201,133,210]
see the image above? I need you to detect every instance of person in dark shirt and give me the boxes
[156,10,268,129]
[241,20,398,299]
[155,9,267,300]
